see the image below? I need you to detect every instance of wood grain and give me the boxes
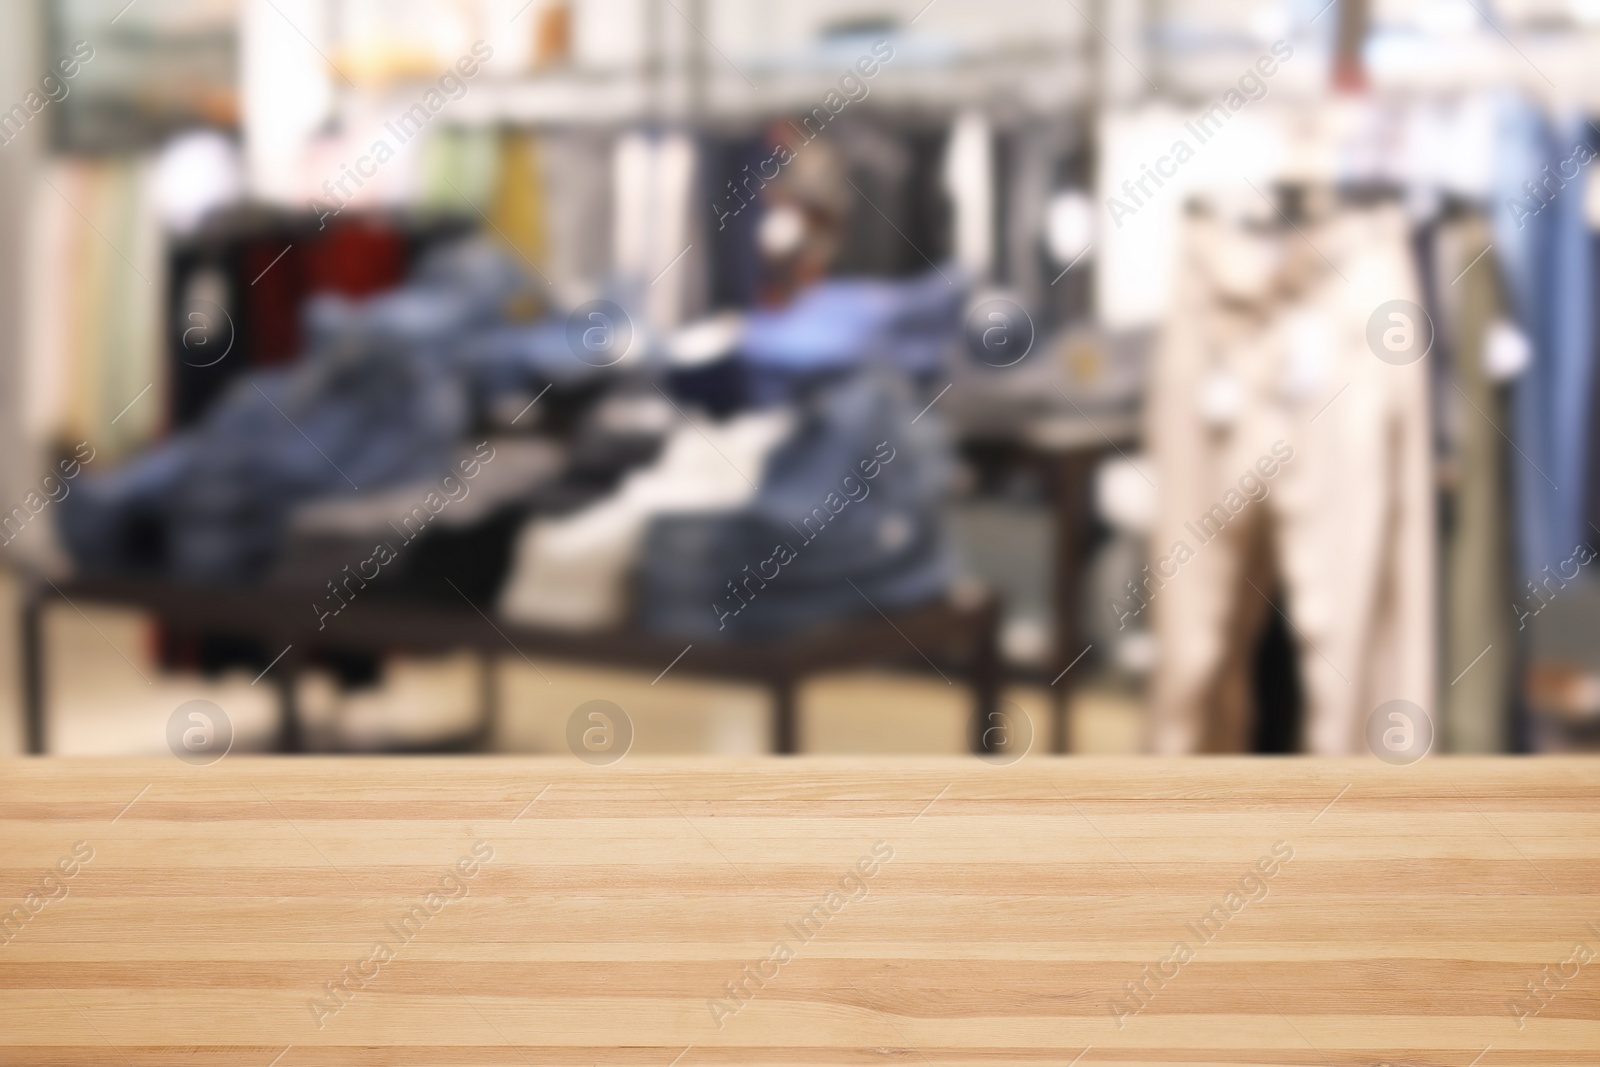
[1,757,1596,1065]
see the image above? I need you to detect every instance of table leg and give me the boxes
[971,598,1002,755]
[274,653,303,753]
[772,680,798,755]
[476,652,498,752]
[1050,449,1104,754]
[21,581,44,755]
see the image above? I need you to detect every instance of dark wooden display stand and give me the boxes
[961,411,1138,753]
[18,575,1001,757]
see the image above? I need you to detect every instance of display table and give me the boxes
[2,758,1596,1064]
[19,575,1001,756]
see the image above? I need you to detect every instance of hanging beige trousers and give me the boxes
[1145,203,1435,754]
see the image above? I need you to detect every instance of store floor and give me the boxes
[0,569,1143,757]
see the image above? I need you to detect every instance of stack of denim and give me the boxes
[738,269,965,404]
[457,320,604,396]
[58,239,537,583]
[61,326,469,584]
[635,367,956,640]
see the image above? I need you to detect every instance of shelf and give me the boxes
[333,44,1094,128]
[1153,28,1600,106]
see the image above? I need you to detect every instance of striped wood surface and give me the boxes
[1,757,1597,1065]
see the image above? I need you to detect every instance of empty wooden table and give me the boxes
[2,757,1596,1064]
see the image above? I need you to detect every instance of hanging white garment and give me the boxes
[612,130,699,333]
[1145,203,1435,753]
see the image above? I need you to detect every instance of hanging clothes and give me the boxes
[1491,97,1597,582]
[612,129,700,333]
[25,159,166,462]
[538,128,613,297]
[490,129,550,274]
[1146,200,1435,754]
[828,115,951,279]
[702,132,767,311]
[1584,217,1600,539]
[944,109,995,281]
[1435,212,1515,752]
[998,116,1089,333]
[417,125,501,214]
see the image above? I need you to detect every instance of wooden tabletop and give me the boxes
[2,757,1596,1066]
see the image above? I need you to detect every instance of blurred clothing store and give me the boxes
[3,0,1600,758]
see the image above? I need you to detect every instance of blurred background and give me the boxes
[1,0,1598,758]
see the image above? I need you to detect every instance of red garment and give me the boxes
[242,217,408,365]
